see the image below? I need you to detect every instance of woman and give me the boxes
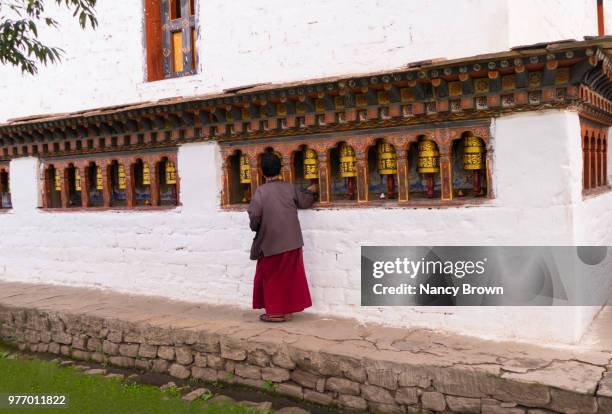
[248,152,318,322]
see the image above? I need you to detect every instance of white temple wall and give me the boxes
[0,0,602,123]
[0,110,601,344]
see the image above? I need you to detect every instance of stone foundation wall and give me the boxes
[1,305,610,414]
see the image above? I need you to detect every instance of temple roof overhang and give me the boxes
[2,37,612,160]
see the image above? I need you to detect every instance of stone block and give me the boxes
[52,331,72,345]
[338,394,368,410]
[326,377,360,396]
[548,389,597,414]
[446,395,481,413]
[234,376,264,388]
[368,402,404,414]
[60,345,70,356]
[175,347,193,365]
[194,332,220,353]
[367,367,398,390]
[207,354,225,369]
[86,337,102,352]
[220,342,247,361]
[152,358,169,374]
[71,334,87,350]
[597,396,612,413]
[102,340,119,355]
[108,356,135,368]
[119,343,139,357]
[71,350,91,361]
[421,391,447,411]
[25,330,40,344]
[344,365,367,383]
[360,384,395,404]
[304,390,333,406]
[138,343,158,359]
[192,366,218,382]
[144,327,173,346]
[235,364,261,380]
[277,383,304,400]
[40,331,52,343]
[48,342,60,355]
[290,369,319,389]
[90,352,104,363]
[157,345,175,360]
[598,372,612,398]
[262,367,290,382]
[247,350,270,367]
[272,352,296,369]
[107,331,122,343]
[124,330,143,343]
[135,359,151,371]
[193,353,207,367]
[395,387,419,405]
[169,363,191,379]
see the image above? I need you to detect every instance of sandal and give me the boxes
[259,314,288,323]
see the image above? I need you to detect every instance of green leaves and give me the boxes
[0,0,97,75]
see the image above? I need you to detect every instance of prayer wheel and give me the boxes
[377,141,397,199]
[339,143,356,199]
[75,168,81,191]
[96,166,103,190]
[239,154,251,184]
[165,160,177,185]
[463,134,486,196]
[54,169,61,191]
[142,162,151,185]
[117,164,127,190]
[303,148,319,182]
[417,138,440,198]
[239,154,251,203]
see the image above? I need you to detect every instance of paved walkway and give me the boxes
[0,280,611,413]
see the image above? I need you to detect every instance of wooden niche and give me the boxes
[133,159,153,206]
[227,150,252,204]
[0,168,11,209]
[451,132,487,198]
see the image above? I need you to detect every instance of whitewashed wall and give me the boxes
[0,110,605,345]
[0,0,601,123]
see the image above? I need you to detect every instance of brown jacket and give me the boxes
[248,180,315,260]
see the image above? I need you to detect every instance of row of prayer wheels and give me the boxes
[237,133,485,199]
[52,160,176,192]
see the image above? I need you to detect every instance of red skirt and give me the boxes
[253,247,312,315]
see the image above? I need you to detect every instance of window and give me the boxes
[145,0,197,81]
[0,168,11,209]
[42,153,178,209]
[581,119,609,193]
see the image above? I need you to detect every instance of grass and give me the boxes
[0,344,268,414]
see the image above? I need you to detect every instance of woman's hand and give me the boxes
[306,183,319,193]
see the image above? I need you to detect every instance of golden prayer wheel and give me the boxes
[75,168,81,191]
[54,169,61,191]
[417,138,439,198]
[339,143,356,178]
[417,138,440,173]
[118,164,127,190]
[96,166,103,190]
[239,154,251,184]
[142,162,151,185]
[165,160,177,185]
[463,134,485,170]
[303,148,319,180]
[463,134,486,196]
[376,142,397,175]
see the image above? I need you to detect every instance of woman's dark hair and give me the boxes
[261,152,281,177]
